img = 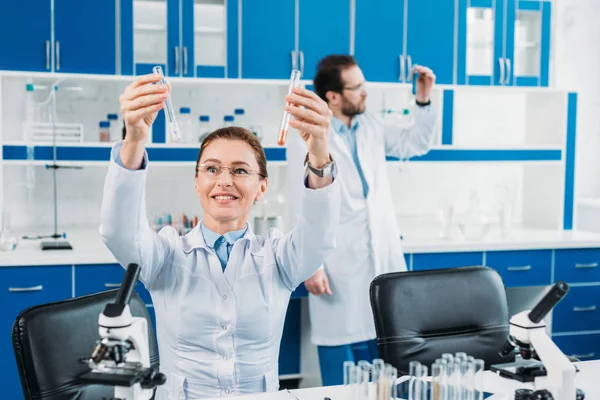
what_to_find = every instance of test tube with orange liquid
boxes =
[277,69,302,146]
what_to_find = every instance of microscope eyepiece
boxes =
[528,281,569,324]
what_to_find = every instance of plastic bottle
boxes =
[107,113,120,142]
[179,107,193,143]
[199,115,211,143]
[234,108,245,127]
[223,115,235,128]
[99,121,111,142]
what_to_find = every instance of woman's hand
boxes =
[118,73,169,169]
[285,87,333,169]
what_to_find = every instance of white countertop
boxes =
[2,225,600,267]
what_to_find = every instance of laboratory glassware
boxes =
[278,69,302,146]
[152,66,181,142]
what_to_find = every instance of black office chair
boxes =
[370,266,513,375]
[12,289,159,400]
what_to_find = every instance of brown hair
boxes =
[313,54,358,102]
[195,126,268,179]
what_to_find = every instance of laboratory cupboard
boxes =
[0,0,551,87]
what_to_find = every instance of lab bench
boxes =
[2,226,600,398]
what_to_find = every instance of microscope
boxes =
[79,263,166,400]
[492,281,584,400]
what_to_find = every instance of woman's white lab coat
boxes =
[100,143,340,399]
[287,107,436,346]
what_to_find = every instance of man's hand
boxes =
[413,65,436,103]
[304,269,333,296]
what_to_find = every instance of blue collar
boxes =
[200,223,248,249]
[331,115,359,135]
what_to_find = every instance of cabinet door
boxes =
[508,1,551,86]
[130,0,178,76]
[406,0,456,85]
[485,250,552,287]
[354,0,405,83]
[241,0,295,79]
[0,0,51,72]
[0,266,72,400]
[182,0,226,78]
[74,264,152,304]
[457,0,504,85]
[299,0,351,81]
[54,0,116,74]
[412,252,483,271]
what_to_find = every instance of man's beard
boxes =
[341,98,366,118]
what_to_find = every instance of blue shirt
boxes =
[331,116,369,198]
[200,223,248,271]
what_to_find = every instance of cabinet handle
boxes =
[571,352,595,359]
[104,283,121,288]
[183,46,188,75]
[573,305,597,312]
[45,40,50,70]
[575,262,598,269]
[55,41,60,71]
[299,50,304,77]
[504,58,512,85]
[9,285,43,292]
[291,50,298,70]
[507,265,532,272]
[498,58,505,84]
[399,55,405,81]
[406,55,413,82]
[174,46,180,75]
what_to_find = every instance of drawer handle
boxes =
[573,306,597,312]
[507,265,532,272]
[571,352,595,359]
[9,285,43,292]
[104,283,121,288]
[575,262,598,269]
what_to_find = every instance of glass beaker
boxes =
[0,212,18,252]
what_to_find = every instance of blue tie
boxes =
[215,236,229,271]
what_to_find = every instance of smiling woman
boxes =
[100,73,340,399]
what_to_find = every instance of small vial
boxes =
[408,361,421,400]
[344,361,356,386]
[152,66,181,142]
[99,121,110,142]
[278,69,302,146]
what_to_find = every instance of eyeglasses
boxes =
[342,81,367,92]
[197,163,265,180]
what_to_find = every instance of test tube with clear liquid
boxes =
[278,69,302,146]
[152,66,181,142]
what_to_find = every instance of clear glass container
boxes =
[466,7,495,79]
[458,191,490,240]
[234,108,245,127]
[0,212,18,252]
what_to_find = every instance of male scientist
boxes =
[286,55,437,386]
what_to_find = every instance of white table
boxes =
[205,360,599,399]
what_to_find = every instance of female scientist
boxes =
[100,73,339,399]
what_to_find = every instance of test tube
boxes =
[417,364,428,400]
[431,362,442,400]
[278,69,302,146]
[408,361,421,400]
[152,66,181,142]
[441,353,454,365]
[344,361,356,386]
[457,360,469,400]
[390,367,398,400]
[444,362,454,400]
[454,352,467,362]
[472,359,485,400]
[357,361,370,400]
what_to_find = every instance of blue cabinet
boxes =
[298,0,351,81]
[553,333,600,361]
[0,266,72,400]
[74,264,152,304]
[485,250,552,287]
[241,0,295,79]
[0,1,52,72]
[406,0,456,85]
[552,286,600,333]
[354,0,405,83]
[555,249,600,283]
[457,0,550,86]
[412,252,483,271]
[54,0,116,74]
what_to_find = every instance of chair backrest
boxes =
[12,289,159,400]
[369,266,513,375]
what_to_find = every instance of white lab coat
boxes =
[100,143,340,399]
[287,107,436,346]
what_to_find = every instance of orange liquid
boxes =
[278,129,288,146]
